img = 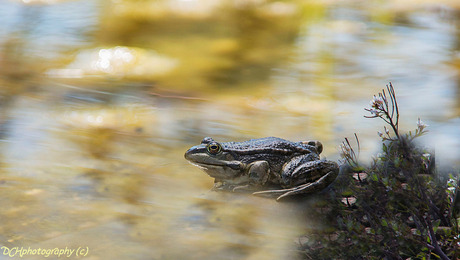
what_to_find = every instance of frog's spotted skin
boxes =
[184,137,339,201]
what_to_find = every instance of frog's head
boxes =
[184,137,244,179]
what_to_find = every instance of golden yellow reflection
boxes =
[0,0,458,259]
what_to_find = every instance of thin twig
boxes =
[354,133,360,159]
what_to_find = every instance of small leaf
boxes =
[381,219,388,227]
[371,174,378,181]
[394,157,400,167]
[432,219,441,232]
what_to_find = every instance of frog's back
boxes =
[222,137,308,152]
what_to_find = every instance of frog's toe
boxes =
[276,170,338,200]
[276,189,304,201]
[272,184,316,201]
[253,187,312,200]
[252,187,296,198]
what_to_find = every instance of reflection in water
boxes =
[96,0,308,91]
[0,0,459,259]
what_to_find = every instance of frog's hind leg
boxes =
[253,166,338,201]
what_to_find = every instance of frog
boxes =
[184,137,339,201]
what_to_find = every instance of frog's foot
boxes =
[213,182,254,192]
[212,181,234,191]
[253,170,337,201]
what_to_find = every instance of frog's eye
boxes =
[206,142,222,155]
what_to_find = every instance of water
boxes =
[0,0,459,259]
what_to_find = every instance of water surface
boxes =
[0,0,459,259]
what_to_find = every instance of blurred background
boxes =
[0,0,459,259]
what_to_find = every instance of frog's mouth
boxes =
[187,161,223,171]
[186,161,243,179]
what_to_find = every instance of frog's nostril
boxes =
[184,149,192,159]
